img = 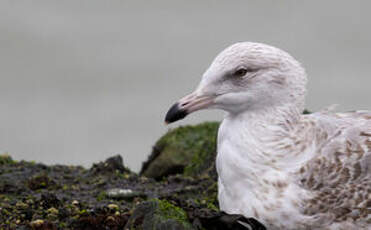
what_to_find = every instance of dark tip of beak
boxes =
[165,102,188,124]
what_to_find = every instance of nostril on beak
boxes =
[181,102,189,107]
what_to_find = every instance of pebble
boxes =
[47,207,59,215]
[108,204,119,210]
[106,188,145,200]
[15,201,28,209]
[30,219,44,227]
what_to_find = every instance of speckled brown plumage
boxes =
[297,111,371,229]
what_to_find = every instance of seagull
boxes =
[165,42,371,230]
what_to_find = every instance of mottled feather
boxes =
[297,111,371,229]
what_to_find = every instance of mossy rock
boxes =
[125,199,194,230]
[0,154,15,165]
[27,173,57,190]
[140,122,220,180]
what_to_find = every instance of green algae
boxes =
[126,199,194,230]
[155,199,190,226]
[183,122,219,177]
[96,191,107,201]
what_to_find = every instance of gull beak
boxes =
[165,92,216,124]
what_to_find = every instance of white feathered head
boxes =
[165,42,307,123]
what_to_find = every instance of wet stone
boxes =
[27,173,56,190]
[90,155,129,175]
[106,188,146,200]
[39,192,61,209]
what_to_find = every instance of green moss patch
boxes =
[141,122,219,179]
[125,199,193,230]
[155,199,190,226]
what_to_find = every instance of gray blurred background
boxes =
[0,1,370,172]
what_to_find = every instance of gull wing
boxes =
[296,111,371,226]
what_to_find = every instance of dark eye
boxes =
[233,67,256,77]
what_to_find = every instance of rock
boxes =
[0,179,19,194]
[72,213,129,230]
[125,199,194,230]
[107,204,119,210]
[15,201,28,209]
[106,188,146,200]
[140,122,219,180]
[47,207,59,220]
[27,173,56,190]
[72,200,79,206]
[39,192,61,209]
[47,207,58,214]
[0,154,15,165]
[30,219,44,228]
[90,155,130,175]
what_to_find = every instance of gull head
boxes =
[165,42,307,124]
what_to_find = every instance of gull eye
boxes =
[234,68,247,77]
[233,67,255,77]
